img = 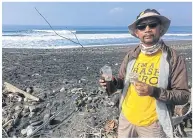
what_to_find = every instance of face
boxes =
[135,17,162,46]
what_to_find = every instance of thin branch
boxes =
[52,109,76,130]
[3,119,13,128]
[2,128,9,138]
[86,124,96,130]
[66,27,81,44]
[34,7,84,48]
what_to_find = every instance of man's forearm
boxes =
[150,86,190,105]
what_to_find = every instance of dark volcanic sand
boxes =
[2,40,192,137]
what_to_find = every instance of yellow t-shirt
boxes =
[122,50,162,126]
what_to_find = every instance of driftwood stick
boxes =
[2,127,9,137]
[52,109,76,130]
[3,119,13,128]
[86,124,95,130]
[34,7,85,49]
[4,82,40,101]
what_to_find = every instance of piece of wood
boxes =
[2,127,9,138]
[4,82,40,101]
[3,119,13,128]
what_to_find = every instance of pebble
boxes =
[80,77,87,81]
[87,97,92,103]
[63,79,69,84]
[32,73,41,77]
[16,96,23,102]
[75,107,79,111]
[26,87,33,94]
[29,112,35,118]
[24,98,28,102]
[21,129,27,135]
[89,108,96,113]
[29,105,36,112]
[15,105,22,111]
[26,125,34,137]
[43,113,50,122]
[77,88,83,91]
[12,135,17,138]
[8,93,14,98]
[87,97,92,101]
[109,102,115,106]
[83,97,88,101]
[60,87,65,92]
[46,103,51,108]
[71,88,78,93]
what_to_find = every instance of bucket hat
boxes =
[128,9,171,38]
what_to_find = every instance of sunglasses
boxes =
[136,22,159,31]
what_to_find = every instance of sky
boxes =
[2,2,192,26]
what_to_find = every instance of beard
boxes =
[142,34,159,45]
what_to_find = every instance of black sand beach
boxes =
[2,40,192,137]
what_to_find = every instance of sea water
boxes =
[2,25,192,49]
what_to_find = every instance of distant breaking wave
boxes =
[33,29,76,34]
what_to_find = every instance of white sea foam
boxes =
[2,30,192,49]
[33,29,76,34]
[2,33,133,41]
[2,32,191,42]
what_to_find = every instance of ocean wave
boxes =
[2,31,192,49]
[33,29,76,34]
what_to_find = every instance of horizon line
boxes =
[2,24,192,27]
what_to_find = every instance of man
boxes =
[99,9,190,138]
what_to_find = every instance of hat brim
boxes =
[128,15,171,38]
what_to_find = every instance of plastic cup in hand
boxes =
[128,72,139,83]
[100,65,113,95]
[100,65,112,81]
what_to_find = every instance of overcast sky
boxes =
[2,2,192,26]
